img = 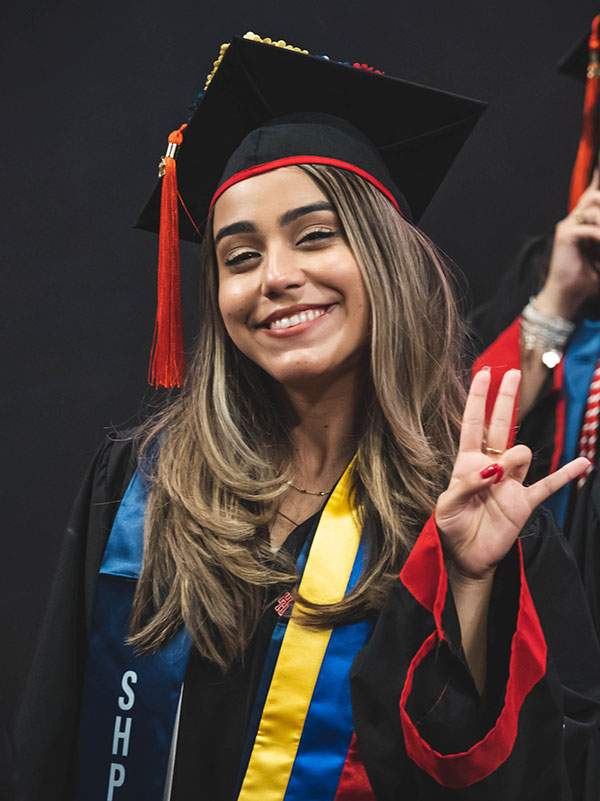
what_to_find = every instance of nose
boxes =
[260,246,306,298]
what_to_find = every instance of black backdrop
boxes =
[1,0,595,724]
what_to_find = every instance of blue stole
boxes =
[75,471,190,800]
[75,471,373,800]
[548,318,600,525]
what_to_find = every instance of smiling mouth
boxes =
[264,306,332,330]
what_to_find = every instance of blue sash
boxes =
[75,470,373,800]
[75,472,191,800]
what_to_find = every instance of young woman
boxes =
[15,33,600,801]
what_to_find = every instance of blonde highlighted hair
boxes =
[129,164,467,670]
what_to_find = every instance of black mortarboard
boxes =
[138,33,486,236]
[558,32,590,82]
[558,19,600,82]
[137,32,487,388]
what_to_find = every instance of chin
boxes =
[267,365,333,387]
[264,355,362,390]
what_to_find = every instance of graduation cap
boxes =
[558,24,597,81]
[138,32,486,388]
[559,16,600,210]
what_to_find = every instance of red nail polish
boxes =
[494,466,504,484]
[480,463,499,479]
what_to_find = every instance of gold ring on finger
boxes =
[483,446,504,456]
[574,210,588,225]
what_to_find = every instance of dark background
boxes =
[1,0,595,726]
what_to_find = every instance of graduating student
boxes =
[473,17,600,643]
[14,33,600,801]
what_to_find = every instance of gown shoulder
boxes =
[13,434,138,801]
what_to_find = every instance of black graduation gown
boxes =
[469,233,553,355]
[12,436,600,800]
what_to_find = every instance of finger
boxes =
[526,457,590,508]
[569,225,600,243]
[575,188,600,208]
[458,368,491,453]
[486,369,521,453]
[570,206,600,226]
[445,461,504,507]
[498,443,533,484]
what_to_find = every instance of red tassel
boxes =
[569,16,600,210]
[149,123,187,388]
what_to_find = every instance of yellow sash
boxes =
[237,459,361,801]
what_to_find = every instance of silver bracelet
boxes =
[521,297,575,368]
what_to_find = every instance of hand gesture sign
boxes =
[435,368,589,582]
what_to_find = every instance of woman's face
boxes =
[214,167,370,389]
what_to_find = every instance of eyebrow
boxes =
[213,201,335,245]
[214,220,257,245]
[278,201,335,227]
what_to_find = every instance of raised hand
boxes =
[536,180,600,320]
[435,368,589,581]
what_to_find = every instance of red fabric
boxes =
[569,15,600,210]
[475,316,566,472]
[399,516,447,636]
[209,156,402,214]
[333,732,377,800]
[472,317,522,447]
[398,514,547,788]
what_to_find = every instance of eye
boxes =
[224,249,261,267]
[297,229,337,246]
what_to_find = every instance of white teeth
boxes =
[268,306,328,329]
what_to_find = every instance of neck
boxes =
[279,369,366,490]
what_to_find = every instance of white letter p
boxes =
[107,763,125,801]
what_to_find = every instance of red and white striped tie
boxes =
[577,359,600,487]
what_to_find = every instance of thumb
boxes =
[440,462,504,512]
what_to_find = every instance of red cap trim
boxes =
[398,515,547,788]
[209,156,402,214]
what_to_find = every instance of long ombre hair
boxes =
[129,165,468,670]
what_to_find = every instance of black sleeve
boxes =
[565,467,600,640]
[350,510,600,801]
[517,508,600,800]
[12,436,136,801]
[469,233,553,354]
